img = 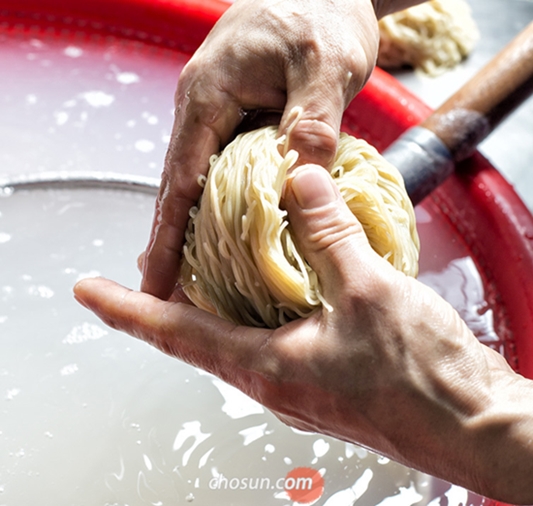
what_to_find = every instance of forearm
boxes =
[469,360,533,504]
[354,279,533,504]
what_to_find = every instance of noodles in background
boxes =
[377,0,479,76]
[180,126,420,328]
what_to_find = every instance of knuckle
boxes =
[300,203,364,254]
[289,119,338,167]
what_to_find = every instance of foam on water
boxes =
[0,29,495,505]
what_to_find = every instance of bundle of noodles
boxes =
[180,126,420,328]
[377,0,479,76]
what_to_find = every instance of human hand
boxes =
[140,0,380,299]
[74,165,533,503]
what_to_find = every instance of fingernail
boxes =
[291,166,338,209]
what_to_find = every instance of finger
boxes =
[279,27,378,170]
[138,249,188,303]
[141,75,243,300]
[278,56,359,170]
[279,82,342,170]
[284,165,393,300]
[74,277,270,382]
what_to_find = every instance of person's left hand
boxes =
[139,0,380,300]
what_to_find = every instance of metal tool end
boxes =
[383,126,454,206]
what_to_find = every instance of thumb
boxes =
[284,164,383,297]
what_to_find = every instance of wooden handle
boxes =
[421,21,533,161]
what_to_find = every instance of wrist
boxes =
[371,0,426,19]
[466,363,533,504]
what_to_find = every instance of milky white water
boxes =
[0,28,495,505]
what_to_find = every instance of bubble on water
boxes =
[64,46,83,58]
[142,111,158,124]
[264,444,275,454]
[0,232,11,243]
[239,423,268,446]
[76,270,101,281]
[198,447,214,469]
[173,421,211,466]
[29,39,44,49]
[185,493,195,502]
[81,91,115,108]
[437,484,469,506]
[374,482,423,506]
[63,322,108,344]
[211,377,264,419]
[5,388,21,400]
[135,139,155,153]
[28,285,54,298]
[117,71,140,85]
[54,111,69,126]
[1,286,13,296]
[143,454,153,471]
[60,364,79,376]
[349,444,368,460]
[313,439,330,459]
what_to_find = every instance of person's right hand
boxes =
[76,164,533,505]
[140,0,381,299]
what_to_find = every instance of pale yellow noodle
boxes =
[377,0,479,76]
[180,126,420,328]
